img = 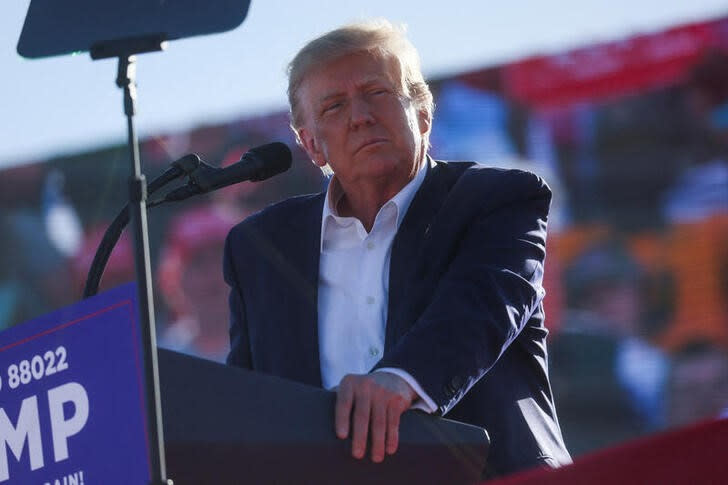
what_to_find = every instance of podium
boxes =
[158,349,490,484]
[0,284,487,484]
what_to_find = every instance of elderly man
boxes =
[224,19,571,475]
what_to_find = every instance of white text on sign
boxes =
[1,346,69,392]
[0,382,89,482]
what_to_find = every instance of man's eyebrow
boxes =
[360,77,390,90]
[318,92,345,104]
[316,77,390,104]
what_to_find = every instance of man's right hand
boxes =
[335,372,416,463]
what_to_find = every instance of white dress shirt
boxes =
[318,162,436,412]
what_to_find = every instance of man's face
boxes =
[296,52,430,190]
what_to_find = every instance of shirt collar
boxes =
[320,159,429,250]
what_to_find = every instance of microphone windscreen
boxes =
[248,142,292,181]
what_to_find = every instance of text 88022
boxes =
[5,346,69,391]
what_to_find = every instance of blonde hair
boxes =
[287,19,434,139]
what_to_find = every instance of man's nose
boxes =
[349,96,375,128]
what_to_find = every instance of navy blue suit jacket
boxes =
[224,159,571,474]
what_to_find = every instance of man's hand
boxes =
[335,372,416,463]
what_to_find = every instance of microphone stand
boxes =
[83,153,200,299]
[90,35,172,485]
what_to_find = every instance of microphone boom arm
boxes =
[82,153,200,298]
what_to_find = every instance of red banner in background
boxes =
[486,418,728,485]
[504,18,728,107]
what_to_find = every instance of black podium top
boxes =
[158,349,490,484]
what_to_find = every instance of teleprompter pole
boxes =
[118,55,170,485]
[93,36,172,485]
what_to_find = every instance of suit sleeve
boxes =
[223,228,253,369]
[375,170,551,415]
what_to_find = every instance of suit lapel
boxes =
[386,159,458,348]
[283,193,325,387]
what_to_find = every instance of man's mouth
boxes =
[356,138,387,153]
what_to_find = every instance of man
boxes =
[224,19,571,475]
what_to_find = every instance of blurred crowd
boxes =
[1,19,727,458]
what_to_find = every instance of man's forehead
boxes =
[303,52,401,97]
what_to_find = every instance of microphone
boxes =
[164,142,292,202]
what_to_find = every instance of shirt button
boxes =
[366,296,375,304]
[369,347,380,357]
[366,241,374,250]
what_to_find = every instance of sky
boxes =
[2,1,727,168]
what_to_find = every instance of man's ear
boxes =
[417,108,432,136]
[297,127,327,167]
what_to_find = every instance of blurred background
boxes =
[1,1,727,459]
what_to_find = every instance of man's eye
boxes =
[322,102,342,114]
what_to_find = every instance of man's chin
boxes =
[358,158,402,177]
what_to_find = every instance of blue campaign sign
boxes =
[0,283,151,485]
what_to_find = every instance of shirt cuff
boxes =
[374,367,437,413]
